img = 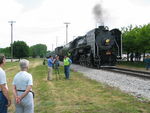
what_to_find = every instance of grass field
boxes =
[117,61,146,68]
[4,59,150,113]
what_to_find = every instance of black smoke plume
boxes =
[93,4,104,26]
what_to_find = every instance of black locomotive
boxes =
[55,26,122,68]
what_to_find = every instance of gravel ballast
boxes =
[70,64,150,100]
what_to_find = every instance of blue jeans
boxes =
[0,91,8,113]
[64,66,70,79]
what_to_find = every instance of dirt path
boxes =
[30,61,42,68]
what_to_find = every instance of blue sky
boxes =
[0,0,149,50]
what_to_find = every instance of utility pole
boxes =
[52,44,54,51]
[56,36,58,47]
[64,22,70,44]
[8,21,16,62]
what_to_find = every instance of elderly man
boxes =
[13,59,34,113]
[0,54,11,113]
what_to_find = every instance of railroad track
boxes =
[101,67,150,79]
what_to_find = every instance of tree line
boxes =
[0,41,48,59]
[121,23,150,61]
[1,23,150,61]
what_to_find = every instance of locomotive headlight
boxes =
[106,39,110,43]
[105,39,110,46]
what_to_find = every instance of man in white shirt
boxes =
[0,54,11,113]
[13,59,34,113]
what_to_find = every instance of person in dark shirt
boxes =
[53,55,60,80]
[144,55,150,70]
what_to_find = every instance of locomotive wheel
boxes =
[86,57,92,67]
[79,57,82,65]
[79,56,84,66]
[83,55,86,66]
[95,56,101,69]
[96,60,101,69]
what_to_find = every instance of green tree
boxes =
[13,41,29,59]
[138,24,150,57]
[122,25,136,61]
[0,47,11,58]
[122,24,150,61]
[30,44,47,58]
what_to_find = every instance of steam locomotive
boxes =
[55,26,122,68]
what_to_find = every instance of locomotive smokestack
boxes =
[93,4,104,27]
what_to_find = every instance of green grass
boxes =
[117,61,146,68]
[4,59,150,113]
